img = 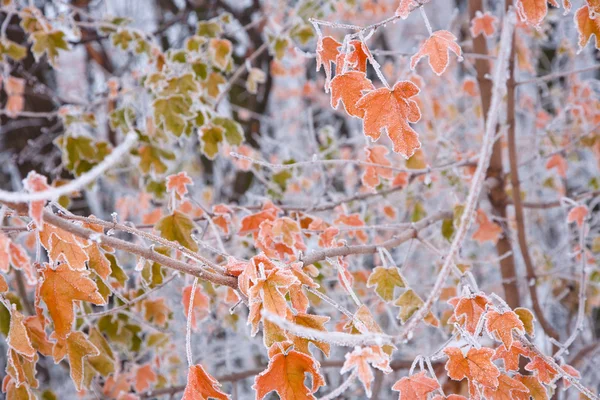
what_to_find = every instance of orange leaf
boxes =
[356,80,422,158]
[470,11,498,38]
[341,346,392,397]
[392,371,440,400]
[182,364,229,400]
[362,145,394,189]
[525,356,558,384]
[23,171,50,230]
[444,347,500,388]
[395,0,419,18]
[545,153,567,177]
[330,71,374,118]
[134,364,157,393]
[166,171,193,197]
[567,205,588,227]
[410,30,462,76]
[7,309,36,358]
[472,209,503,244]
[485,310,525,349]
[0,273,7,292]
[39,264,105,340]
[482,374,529,400]
[513,374,548,400]
[182,284,210,329]
[492,342,529,371]
[451,293,490,335]
[346,40,370,73]
[516,0,548,27]
[253,347,325,400]
[560,364,580,389]
[248,268,298,318]
[316,36,341,90]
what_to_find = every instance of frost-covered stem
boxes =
[302,211,451,266]
[39,210,238,288]
[186,277,198,367]
[554,223,589,358]
[0,132,137,203]
[419,6,433,35]
[318,371,357,400]
[396,10,516,343]
[516,64,600,86]
[358,32,390,89]
[519,336,599,400]
[262,311,393,347]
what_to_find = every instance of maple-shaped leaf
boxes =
[330,71,375,118]
[23,171,50,229]
[155,210,198,251]
[483,374,529,400]
[7,309,36,358]
[341,346,392,398]
[492,342,529,371]
[470,11,498,38]
[444,347,500,388]
[253,347,325,400]
[514,307,535,336]
[432,396,468,400]
[356,80,422,158]
[545,153,567,177]
[576,5,600,51]
[410,30,462,76]
[38,224,90,271]
[239,202,280,235]
[24,314,53,356]
[560,364,581,389]
[134,364,157,392]
[394,289,439,327]
[367,266,406,301]
[516,0,548,27]
[290,313,331,357]
[362,145,394,189]
[451,293,490,335]
[316,36,341,90]
[248,268,298,318]
[60,331,100,391]
[345,40,369,73]
[392,371,440,400]
[39,264,105,340]
[0,273,7,292]
[182,284,210,329]
[485,310,525,349]
[513,374,548,400]
[86,328,116,377]
[472,209,503,244]
[183,364,230,400]
[567,205,588,227]
[166,171,193,197]
[525,356,558,384]
[395,0,419,18]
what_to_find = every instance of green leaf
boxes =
[31,30,70,66]
[199,125,224,160]
[87,328,116,377]
[441,218,454,242]
[109,107,136,132]
[212,117,244,146]
[106,254,128,287]
[209,38,232,70]
[156,211,198,251]
[55,135,112,176]
[270,36,290,60]
[411,201,427,222]
[0,39,27,61]
[136,144,176,175]
[290,23,315,45]
[152,95,193,137]
[366,266,406,302]
[196,20,222,38]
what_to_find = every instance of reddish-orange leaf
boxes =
[23,171,50,229]
[472,209,503,245]
[316,36,341,90]
[182,364,229,400]
[247,268,298,318]
[166,171,193,197]
[356,80,422,158]
[134,364,157,393]
[239,203,279,235]
[567,205,588,227]
[253,348,325,400]
[330,71,375,118]
[182,284,210,329]
[395,0,419,18]
[39,264,105,340]
[341,346,392,397]
[410,30,462,76]
[432,396,468,400]
[513,374,548,400]
[0,232,9,272]
[346,40,370,73]
[392,371,440,400]
[362,145,394,189]
[545,153,567,177]
[516,0,548,27]
[525,356,558,384]
[483,374,529,400]
[492,342,529,371]
[560,364,580,389]
[0,273,7,292]
[485,310,525,349]
[452,293,490,335]
[470,11,498,38]
[444,347,500,388]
